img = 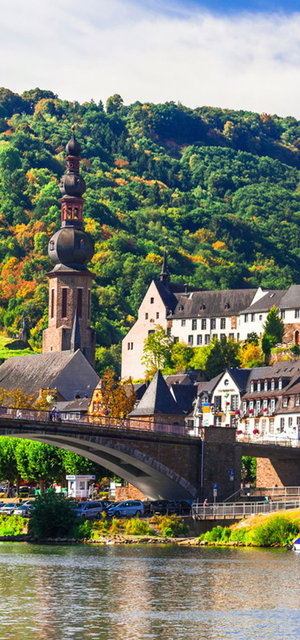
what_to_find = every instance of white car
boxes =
[13,503,35,517]
[0,503,18,516]
[74,501,103,519]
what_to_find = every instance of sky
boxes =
[0,0,300,117]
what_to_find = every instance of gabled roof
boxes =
[226,368,252,393]
[169,289,257,319]
[196,373,223,395]
[280,285,300,310]
[170,384,197,413]
[129,370,181,416]
[0,350,98,401]
[241,290,285,313]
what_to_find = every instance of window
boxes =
[62,288,68,318]
[127,342,133,350]
[188,335,193,345]
[231,395,239,410]
[283,396,288,408]
[270,418,274,434]
[278,378,282,390]
[280,310,285,319]
[220,334,226,340]
[243,402,247,413]
[257,381,261,392]
[249,400,254,410]
[213,334,218,340]
[50,289,54,319]
[221,317,226,329]
[150,297,154,304]
[263,399,268,409]
[205,334,210,345]
[214,396,222,410]
[145,313,148,319]
[244,314,248,322]
[262,419,267,434]
[288,417,293,428]
[49,240,54,251]
[295,395,300,407]
[251,313,255,322]
[167,328,171,336]
[77,288,83,318]
[156,312,159,319]
[270,399,275,412]
[201,318,206,330]
[245,420,250,433]
[229,333,234,340]
[295,309,300,319]
[259,314,263,321]
[181,319,186,326]
[192,319,197,331]
[256,400,261,411]
[250,381,254,393]
[88,289,91,319]
[264,380,268,391]
[271,379,275,391]
[197,334,202,345]
[148,330,154,335]
[280,417,285,431]
[80,239,84,249]
[211,318,216,330]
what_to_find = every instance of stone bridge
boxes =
[0,416,203,500]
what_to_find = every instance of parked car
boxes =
[0,503,18,516]
[149,500,192,515]
[13,503,35,517]
[106,500,144,517]
[74,501,103,519]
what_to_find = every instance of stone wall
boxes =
[256,456,300,487]
[115,484,147,502]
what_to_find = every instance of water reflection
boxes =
[0,543,299,640]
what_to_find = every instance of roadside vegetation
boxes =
[0,514,26,536]
[198,512,300,548]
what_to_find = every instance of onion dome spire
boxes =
[65,124,81,157]
[160,246,169,283]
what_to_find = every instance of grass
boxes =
[199,509,300,548]
[88,513,188,540]
[0,515,27,536]
[0,335,36,361]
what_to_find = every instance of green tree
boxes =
[0,438,22,495]
[28,492,77,539]
[142,325,173,377]
[263,306,285,344]
[205,337,241,380]
[15,441,64,492]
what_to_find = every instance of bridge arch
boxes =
[4,429,197,501]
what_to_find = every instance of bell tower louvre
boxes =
[42,126,96,366]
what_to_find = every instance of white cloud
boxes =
[0,0,300,117]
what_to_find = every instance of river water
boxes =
[0,542,299,640]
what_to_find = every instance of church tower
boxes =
[42,127,96,365]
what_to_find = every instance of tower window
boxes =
[74,208,78,218]
[49,240,54,251]
[77,288,83,318]
[50,289,54,319]
[67,207,72,218]
[88,289,91,319]
[80,239,84,249]
[62,288,68,318]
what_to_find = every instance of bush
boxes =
[74,519,92,540]
[151,514,189,538]
[125,518,155,536]
[28,493,77,539]
[250,515,299,547]
[0,514,26,536]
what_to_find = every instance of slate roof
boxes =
[196,373,223,395]
[0,350,98,401]
[129,370,182,416]
[153,280,180,314]
[241,290,285,313]
[56,398,91,412]
[227,368,252,393]
[170,384,197,413]
[169,289,257,319]
[280,285,300,310]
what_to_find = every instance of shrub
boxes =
[151,514,189,538]
[0,514,26,536]
[74,519,92,540]
[250,516,299,547]
[125,518,155,536]
[90,512,110,538]
[28,493,77,539]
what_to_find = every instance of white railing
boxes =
[236,433,300,447]
[192,499,300,519]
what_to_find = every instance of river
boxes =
[0,542,299,640]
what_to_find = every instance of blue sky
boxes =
[0,0,299,117]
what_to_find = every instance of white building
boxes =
[121,253,300,380]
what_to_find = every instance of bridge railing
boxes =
[0,406,188,437]
[192,498,300,520]
[236,432,300,447]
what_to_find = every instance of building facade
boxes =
[122,255,300,380]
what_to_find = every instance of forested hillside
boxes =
[0,87,300,373]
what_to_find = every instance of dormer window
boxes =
[264,380,268,391]
[179,305,184,311]
[224,303,230,309]
[283,396,288,408]
[250,381,254,393]
[278,378,282,390]
[271,379,275,391]
[200,304,206,310]
[257,381,261,392]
